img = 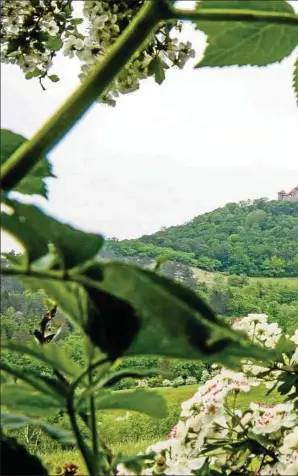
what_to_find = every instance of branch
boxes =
[0,0,171,191]
[170,7,298,26]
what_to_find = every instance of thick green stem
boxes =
[171,7,298,26]
[0,0,170,191]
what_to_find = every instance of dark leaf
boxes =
[0,129,55,198]
[84,261,273,366]
[6,39,22,55]
[0,434,48,475]
[85,286,140,361]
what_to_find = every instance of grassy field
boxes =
[38,383,281,474]
[192,267,298,286]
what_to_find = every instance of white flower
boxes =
[165,456,205,475]
[276,451,298,475]
[63,35,85,57]
[47,20,59,36]
[280,427,298,454]
[93,14,109,29]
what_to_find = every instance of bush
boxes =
[147,376,164,388]
[162,379,173,387]
[185,376,197,386]
[173,376,184,388]
[114,377,136,390]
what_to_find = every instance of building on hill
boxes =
[278,186,298,202]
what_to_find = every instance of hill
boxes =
[105,199,298,277]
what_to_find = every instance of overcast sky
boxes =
[1,3,298,253]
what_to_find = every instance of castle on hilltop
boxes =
[278,185,298,202]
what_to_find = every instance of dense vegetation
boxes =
[106,199,298,277]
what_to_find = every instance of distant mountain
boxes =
[105,199,298,277]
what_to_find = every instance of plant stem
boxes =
[170,7,298,26]
[1,0,171,192]
[88,367,99,469]
[67,396,96,476]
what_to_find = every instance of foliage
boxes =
[1,0,298,475]
[0,130,55,199]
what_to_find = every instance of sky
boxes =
[1,2,298,253]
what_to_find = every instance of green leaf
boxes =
[94,388,167,419]
[1,362,68,403]
[71,18,84,25]
[1,207,49,264]
[195,1,298,67]
[2,340,81,378]
[14,276,89,327]
[293,55,298,104]
[1,383,63,415]
[25,71,36,80]
[2,199,104,268]
[45,36,63,51]
[1,413,75,445]
[48,74,60,83]
[148,57,166,84]
[0,434,48,476]
[84,261,274,366]
[0,129,55,198]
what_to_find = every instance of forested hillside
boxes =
[106,199,298,277]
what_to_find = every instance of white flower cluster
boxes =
[1,0,75,82]
[117,314,298,475]
[1,0,195,104]
[73,1,195,106]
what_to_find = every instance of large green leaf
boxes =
[2,199,104,268]
[83,261,273,366]
[294,55,298,104]
[1,413,75,445]
[1,362,67,403]
[1,206,49,264]
[15,276,89,327]
[79,388,167,419]
[2,340,81,378]
[195,1,298,67]
[1,383,63,415]
[0,434,48,475]
[0,129,55,198]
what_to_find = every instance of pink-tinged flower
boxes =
[250,402,296,434]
